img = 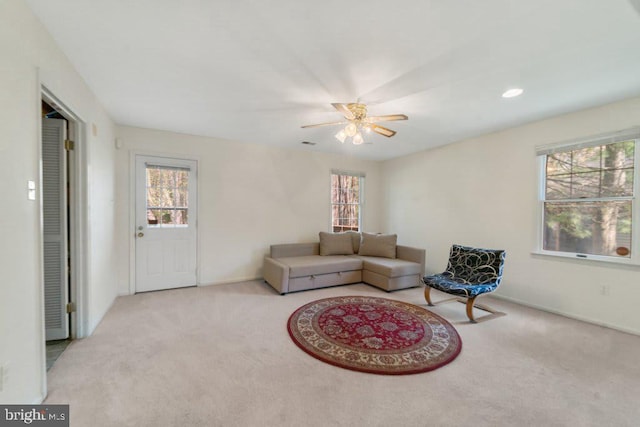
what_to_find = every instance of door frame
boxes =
[128,150,200,294]
[40,87,89,341]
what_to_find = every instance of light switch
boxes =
[28,180,36,200]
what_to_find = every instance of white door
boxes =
[42,118,69,340]
[135,155,198,292]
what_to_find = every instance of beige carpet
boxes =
[45,281,640,426]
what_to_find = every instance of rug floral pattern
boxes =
[288,296,462,375]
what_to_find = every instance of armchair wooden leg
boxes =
[466,296,478,323]
[424,286,434,306]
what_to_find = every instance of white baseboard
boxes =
[492,293,640,336]
[198,276,261,287]
[119,277,262,294]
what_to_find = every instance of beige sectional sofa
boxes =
[263,232,425,294]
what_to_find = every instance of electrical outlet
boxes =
[600,285,610,296]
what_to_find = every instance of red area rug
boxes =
[287,296,462,375]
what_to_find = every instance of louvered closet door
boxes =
[42,118,69,341]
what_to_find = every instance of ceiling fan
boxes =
[301,103,408,145]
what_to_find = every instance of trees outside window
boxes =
[331,172,363,232]
[541,138,636,258]
[146,165,190,227]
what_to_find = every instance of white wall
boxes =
[0,0,118,403]
[115,126,383,294]
[382,96,640,334]
[3,1,637,408]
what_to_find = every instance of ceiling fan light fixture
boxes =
[303,102,408,146]
[345,122,358,137]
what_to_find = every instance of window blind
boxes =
[535,127,640,156]
[146,163,191,172]
[331,169,366,178]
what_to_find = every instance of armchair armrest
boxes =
[396,245,426,276]
[263,256,290,294]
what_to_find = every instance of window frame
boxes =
[330,169,365,233]
[535,128,640,265]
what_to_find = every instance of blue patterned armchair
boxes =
[422,244,506,322]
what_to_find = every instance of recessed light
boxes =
[502,88,524,98]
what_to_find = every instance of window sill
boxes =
[531,250,640,267]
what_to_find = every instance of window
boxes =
[537,129,639,262]
[146,165,190,227]
[331,170,364,232]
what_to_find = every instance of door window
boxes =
[145,165,190,227]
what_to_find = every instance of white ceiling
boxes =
[26,0,640,160]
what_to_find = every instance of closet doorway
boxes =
[41,90,87,370]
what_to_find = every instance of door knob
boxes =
[137,232,144,238]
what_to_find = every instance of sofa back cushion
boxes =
[345,231,361,253]
[358,233,397,259]
[319,232,355,256]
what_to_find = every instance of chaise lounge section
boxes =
[263,232,425,294]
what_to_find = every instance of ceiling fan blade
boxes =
[331,103,355,120]
[365,114,408,123]
[301,121,347,129]
[370,124,396,137]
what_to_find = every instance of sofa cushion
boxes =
[358,233,397,258]
[278,255,363,278]
[319,232,354,256]
[356,256,421,278]
[345,231,361,253]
